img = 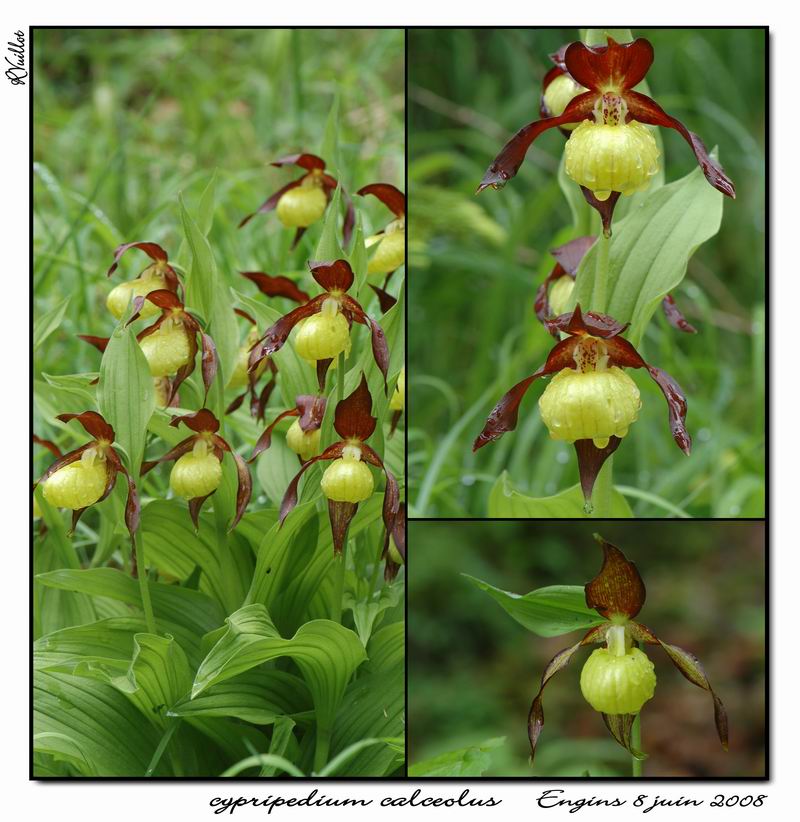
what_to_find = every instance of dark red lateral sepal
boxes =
[356,183,406,217]
[241,271,310,305]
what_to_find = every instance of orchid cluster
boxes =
[473,34,735,510]
[34,166,405,581]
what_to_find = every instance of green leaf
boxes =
[488,472,633,518]
[192,604,366,735]
[97,318,154,474]
[408,737,505,778]
[34,296,71,352]
[34,669,167,776]
[319,92,341,173]
[583,28,634,47]
[179,193,239,392]
[344,580,404,647]
[314,184,344,260]
[259,715,298,777]
[573,163,723,345]
[463,575,604,637]
[169,668,311,724]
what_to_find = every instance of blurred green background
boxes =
[408,28,766,518]
[33,27,404,518]
[408,521,765,777]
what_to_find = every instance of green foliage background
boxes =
[33,28,405,778]
[408,521,765,777]
[408,28,765,518]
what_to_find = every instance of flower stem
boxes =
[133,532,156,635]
[594,230,611,314]
[632,713,643,777]
[331,539,348,624]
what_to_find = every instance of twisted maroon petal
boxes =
[107,241,169,278]
[271,153,326,171]
[56,411,115,443]
[356,183,406,217]
[238,180,302,229]
[241,271,310,304]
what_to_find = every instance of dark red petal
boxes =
[111,454,140,536]
[646,365,692,455]
[369,284,398,314]
[473,337,580,451]
[624,89,736,199]
[359,442,400,536]
[585,533,646,620]
[296,394,327,432]
[56,411,115,442]
[309,259,355,293]
[550,236,596,275]
[341,295,390,390]
[228,451,252,531]
[316,358,333,393]
[238,180,302,229]
[33,434,62,459]
[234,308,257,325]
[34,444,90,487]
[356,183,406,217]
[141,436,196,475]
[601,713,646,759]
[279,441,345,524]
[271,153,326,171]
[564,37,654,92]
[200,333,219,402]
[328,500,359,556]
[656,638,729,750]
[661,294,698,334]
[545,304,629,339]
[574,436,623,506]
[241,271,310,304]
[257,295,327,357]
[580,187,622,237]
[170,409,220,434]
[77,334,110,353]
[334,373,377,442]
[249,408,299,462]
[107,241,168,278]
[477,92,597,193]
[528,624,608,761]
[144,289,184,312]
[388,409,403,438]
[253,376,278,422]
[188,494,213,531]
[534,264,568,333]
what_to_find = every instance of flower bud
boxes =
[320,445,374,503]
[548,277,575,317]
[285,419,321,461]
[580,643,656,715]
[367,219,405,276]
[276,177,327,228]
[293,305,350,362]
[388,536,404,566]
[542,74,587,131]
[140,319,193,377]
[106,263,167,320]
[228,329,266,389]
[389,368,405,412]
[169,440,223,500]
[43,448,107,510]
[565,119,660,201]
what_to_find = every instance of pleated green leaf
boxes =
[408,737,505,778]
[463,576,605,637]
[192,604,366,736]
[98,316,155,473]
[488,472,633,518]
[34,296,71,352]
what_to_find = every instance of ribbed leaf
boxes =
[192,604,366,735]
[463,576,605,637]
[34,296,71,352]
[98,317,155,473]
[573,164,723,345]
[488,472,633,518]
[169,668,311,724]
[408,737,505,778]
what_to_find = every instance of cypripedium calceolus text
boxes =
[279,375,399,556]
[528,534,727,763]
[105,241,181,321]
[34,411,139,538]
[478,37,735,234]
[141,409,252,531]
[356,183,406,287]
[249,259,390,392]
[239,153,355,249]
[535,237,698,338]
[473,305,690,506]
[249,394,327,464]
